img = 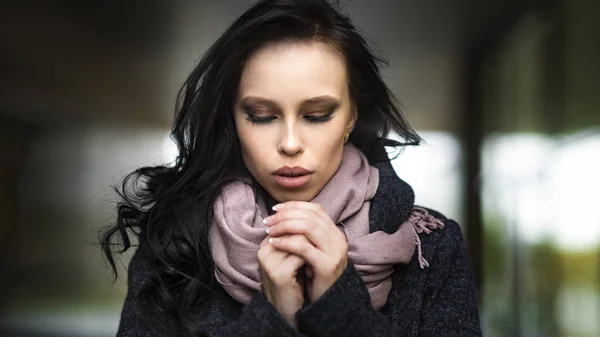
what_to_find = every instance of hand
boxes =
[264,201,348,303]
[257,236,304,329]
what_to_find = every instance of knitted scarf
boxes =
[209,143,443,310]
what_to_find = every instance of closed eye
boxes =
[304,112,334,124]
[243,108,335,125]
[245,115,276,124]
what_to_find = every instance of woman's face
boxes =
[234,41,356,203]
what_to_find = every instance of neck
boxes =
[254,181,278,216]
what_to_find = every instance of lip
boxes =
[273,166,313,176]
[273,174,312,189]
[272,166,313,189]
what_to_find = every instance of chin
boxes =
[271,188,317,203]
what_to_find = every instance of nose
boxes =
[278,122,304,155]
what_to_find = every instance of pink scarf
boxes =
[209,143,444,310]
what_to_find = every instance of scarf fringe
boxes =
[408,207,445,269]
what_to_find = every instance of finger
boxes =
[268,219,330,250]
[282,254,305,273]
[258,236,285,262]
[272,201,329,222]
[259,235,302,267]
[264,209,325,227]
[262,251,303,273]
[269,234,325,269]
[259,243,287,276]
[273,201,322,213]
[262,249,305,284]
[260,235,271,248]
[306,265,314,278]
[268,203,344,244]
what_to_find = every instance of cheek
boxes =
[235,116,255,147]
[324,140,345,167]
[238,132,256,163]
[309,129,345,170]
[234,118,254,164]
[236,123,268,172]
[310,124,345,149]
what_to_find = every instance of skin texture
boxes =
[234,41,353,328]
[234,41,356,203]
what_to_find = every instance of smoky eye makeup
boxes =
[240,97,340,125]
[245,114,277,124]
[244,108,336,125]
[303,106,336,124]
[242,105,277,124]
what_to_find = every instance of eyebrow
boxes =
[239,95,340,110]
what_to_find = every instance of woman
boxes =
[101,0,482,336]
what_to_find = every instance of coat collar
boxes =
[369,159,415,234]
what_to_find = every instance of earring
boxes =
[343,132,350,143]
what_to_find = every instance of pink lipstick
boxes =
[272,166,313,189]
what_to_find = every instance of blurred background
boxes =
[0,0,598,336]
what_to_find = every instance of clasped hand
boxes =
[257,201,348,328]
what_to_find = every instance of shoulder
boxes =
[414,206,466,263]
[416,206,463,239]
[404,208,482,335]
[124,240,156,297]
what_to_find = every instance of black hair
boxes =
[100,0,420,333]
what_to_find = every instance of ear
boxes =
[346,106,357,134]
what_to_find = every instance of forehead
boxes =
[238,42,348,102]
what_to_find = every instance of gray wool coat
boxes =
[116,159,482,336]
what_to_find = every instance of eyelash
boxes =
[245,111,334,125]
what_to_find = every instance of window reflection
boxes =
[389,131,464,225]
[481,130,600,337]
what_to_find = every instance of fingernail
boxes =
[272,203,283,211]
[263,216,272,225]
[268,237,279,244]
[265,228,270,234]
[268,237,273,244]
